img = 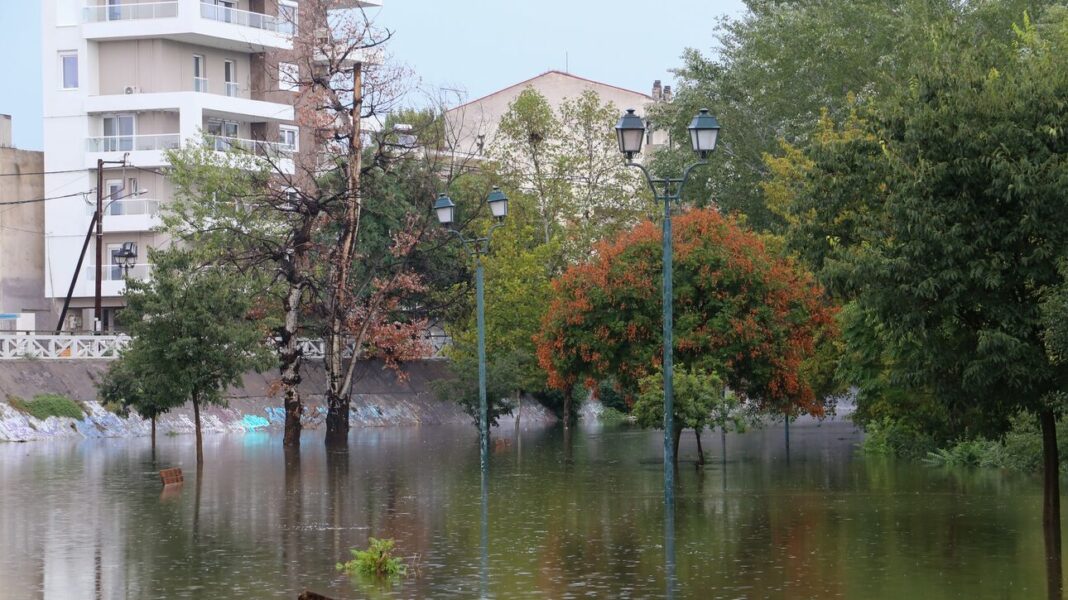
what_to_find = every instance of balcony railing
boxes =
[84,1,179,22]
[194,77,209,93]
[207,135,292,157]
[224,81,239,97]
[86,134,181,153]
[85,198,162,217]
[85,263,154,282]
[199,2,284,32]
[84,2,285,33]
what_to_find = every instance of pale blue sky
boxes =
[0,1,745,150]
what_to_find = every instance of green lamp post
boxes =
[615,108,720,490]
[434,187,509,471]
[618,107,719,598]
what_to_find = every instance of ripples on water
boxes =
[0,421,1056,598]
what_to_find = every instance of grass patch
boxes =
[7,394,85,420]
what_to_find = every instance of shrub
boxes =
[8,394,85,420]
[860,416,937,460]
[922,413,1068,472]
[337,538,407,579]
[599,406,630,425]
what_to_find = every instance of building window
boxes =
[279,1,298,34]
[279,62,299,92]
[224,60,237,97]
[279,126,299,151]
[193,55,207,92]
[60,52,78,89]
[103,115,135,151]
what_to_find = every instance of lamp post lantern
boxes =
[615,108,720,496]
[434,187,509,471]
[116,242,138,278]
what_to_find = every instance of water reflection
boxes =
[0,422,1063,598]
[480,465,489,599]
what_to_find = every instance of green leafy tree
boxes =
[492,88,569,245]
[118,249,273,465]
[648,0,1055,230]
[774,10,1068,578]
[634,365,722,465]
[98,357,172,448]
[556,90,645,257]
[437,187,558,429]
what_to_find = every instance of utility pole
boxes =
[93,156,128,333]
[94,158,104,331]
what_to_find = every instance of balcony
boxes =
[207,135,290,157]
[84,92,294,124]
[82,0,291,52]
[85,263,154,282]
[86,198,163,233]
[85,134,181,168]
[81,263,154,298]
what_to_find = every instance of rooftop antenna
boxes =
[565,51,569,73]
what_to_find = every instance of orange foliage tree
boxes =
[535,208,837,420]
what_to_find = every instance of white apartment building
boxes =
[41,0,377,332]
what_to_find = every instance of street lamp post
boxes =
[615,108,720,493]
[434,187,509,471]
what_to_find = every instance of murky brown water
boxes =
[0,420,1058,598]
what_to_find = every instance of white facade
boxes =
[41,0,302,330]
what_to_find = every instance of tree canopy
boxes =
[535,208,837,417]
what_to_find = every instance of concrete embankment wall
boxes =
[0,359,555,442]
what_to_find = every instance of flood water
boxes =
[0,420,1059,599]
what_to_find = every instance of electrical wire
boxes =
[0,191,91,206]
[0,167,88,177]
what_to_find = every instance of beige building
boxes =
[0,115,50,330]
[444,70,671,158]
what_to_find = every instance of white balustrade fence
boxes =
[0,335,131,360]
[0,334,449,360]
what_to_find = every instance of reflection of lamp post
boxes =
[615,108,720,490]
[116,242,137,278]
[433,188,509,470]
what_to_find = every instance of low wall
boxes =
[0,359,555,442]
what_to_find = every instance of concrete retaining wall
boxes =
[0,359,556,442]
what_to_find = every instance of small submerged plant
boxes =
[337,537,407,580]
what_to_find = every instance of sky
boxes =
[0,0,746,151]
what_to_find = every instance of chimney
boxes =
[652,80,662,101]
[0,114,11,148]
[663,86,673,103]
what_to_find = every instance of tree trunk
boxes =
[324,390,349,447]
[322,63,363,448]
[193,394,203,467]
[784,413,791,463]
[1041,409,1062,600]
[514,391,522,436]
[695,428,705,466]
[151,415,156,451]
[280,281,305,447]
[562,388,573,433]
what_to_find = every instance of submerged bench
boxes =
[159,468,184,486]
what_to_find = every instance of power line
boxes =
[0,168,89,177]
[0,191,91,207]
